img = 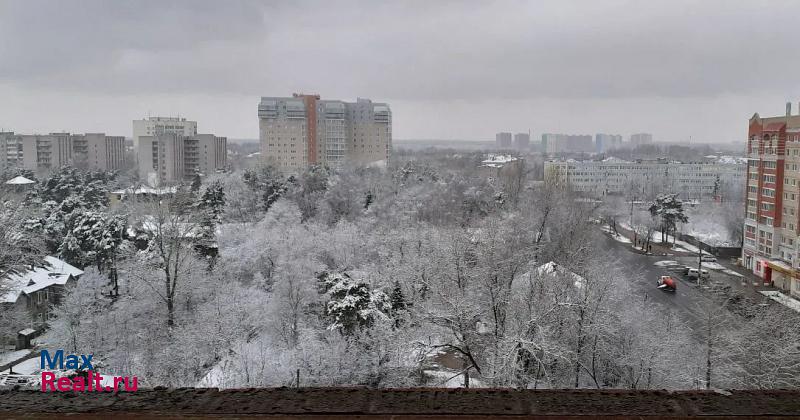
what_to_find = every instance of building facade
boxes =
[0,132,125,172]
[513,133,530,151]
[258,94,391,171]
[742,104,800,297]
[595,133,623,153]
[137,132,227,186]
[630,133,654,146]
[544,157,745,201]
[542,134,594,154]
[132,116,197,151]
[495,132,512,149]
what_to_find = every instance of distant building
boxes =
[137,132,227,186]
[542,133,594,154]
[495,132,512,149]
[544,157,744,201]
[513,133,530,151]
[595,133,623,153]
[479,154,523,178]
[630,133,653,146]
[258,95,391,171]
[0,132,125,173]
[132,116,197,151]
[742,102,800,297]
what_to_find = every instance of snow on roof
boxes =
[601,157,629,163]
[704,155,746,165]
[0,256,83,304]
[481,154,519,167]
[111,186,178,195]
[4,176,35,185]
[533,261,586,289]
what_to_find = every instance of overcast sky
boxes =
[1,0,799,142]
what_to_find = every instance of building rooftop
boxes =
[0,388,798,418]
[0,256,83,304]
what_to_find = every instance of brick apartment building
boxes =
[743,102,800,297]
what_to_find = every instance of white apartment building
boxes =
[258,94,391,171]
[138,132,227,186]
[132,116,197,151]
[545,157,745,201]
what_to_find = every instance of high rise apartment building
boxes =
[630,133,653,146]
[742,103,800,297]
[595,133,623,153]
[132,117,197,151]
[542,134,594,154]
[258,94,391,171]
[495,132,512,149]
[137,132,227,186]
[0,132,125,172]
[513,133,530,151]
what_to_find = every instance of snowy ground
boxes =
[760,291,800,313]
[0,350,31,368]
[601,226,632,244]
[423,369,485,388]
[0,356,39,375]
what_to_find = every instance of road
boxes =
[601,233,744,336]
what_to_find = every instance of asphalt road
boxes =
[601,233,741,336]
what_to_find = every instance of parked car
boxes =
[687,268,710,280]
[700,255,717,262]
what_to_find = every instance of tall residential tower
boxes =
[742,102,800,297]
[258,94,391,171]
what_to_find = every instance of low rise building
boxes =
[544,157,745,201]
[0,256,84,336]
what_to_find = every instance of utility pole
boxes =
[697,244,703,286]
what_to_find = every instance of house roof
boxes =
[0,256,83,304]
[4,176,35,185]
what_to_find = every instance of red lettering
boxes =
[94,372,103,391]
[123,377,138,392]
[73,377,86,392]
[56,377,72,392]
[113,377,123,392]
[41,372,56,392]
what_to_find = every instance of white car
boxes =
[700,255,717,262]
[687,268,710,280]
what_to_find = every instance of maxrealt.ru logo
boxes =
[39,349,138,392]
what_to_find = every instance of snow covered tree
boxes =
[194,181,225,266]
[243,164,287,212]
[318,272,390,334]
[648,193,688,244]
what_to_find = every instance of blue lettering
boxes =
[65,355,79,369]
[40,349,64,370]
[80,354,93,370]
